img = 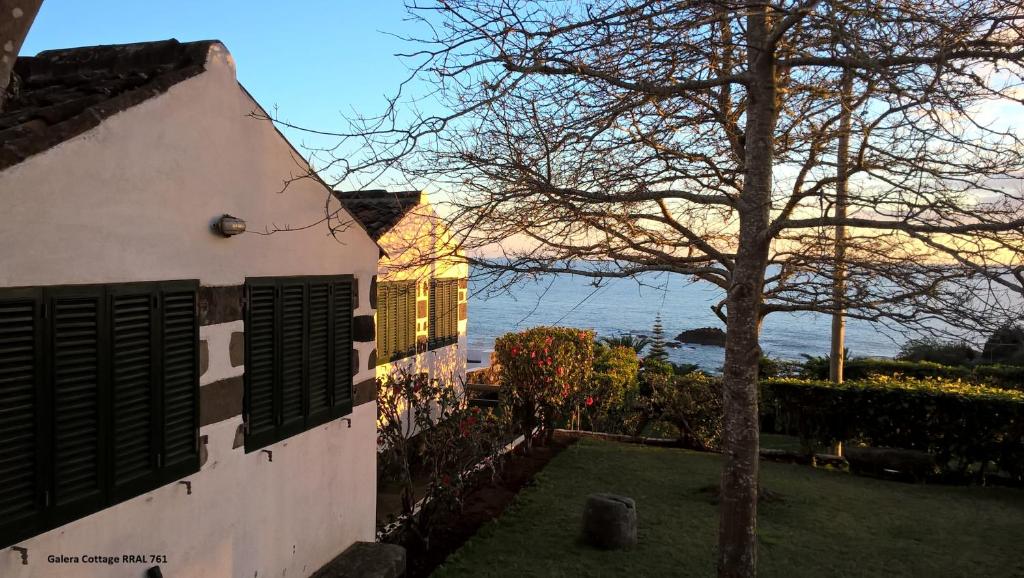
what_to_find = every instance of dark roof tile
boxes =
[0,39,218,171]
[335,189,423,240]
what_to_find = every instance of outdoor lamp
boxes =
[212,214,246,237]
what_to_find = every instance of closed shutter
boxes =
[403,283,417,354]
[47,286,107,523]
[428,281,437,345]
[244,276,355,452]
[448,281,459,342]
[376,283,390,363]
[307,282,332,425]
[245,283,277,451]
[0,288,45,545]
[109,286,158,499]
[0,281,199,549]
[387,285,399,359]
[332,278,354,418]
[278,283,306,436]
[160,284,199,478]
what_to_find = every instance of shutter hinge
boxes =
[40,302,48,319]
[243,418,250,434]
[157,453,163,468]
[43,490,50,507]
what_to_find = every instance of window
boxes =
[0,281,199,549]
[428,279,459,348]
[376,281,417,363]
[244,276,354,452]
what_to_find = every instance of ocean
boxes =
[466,272,906,372]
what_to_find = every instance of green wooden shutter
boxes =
[159,284,199,479]
[0,288,45,546]
[404,283,417,354]
[278,283,306,437]
[448,281,459,342]
[108,286,159,499]
[307,281,332,425]
[245,283,277,451]
[46,286,107,523]
[331,278,354,418]
[428,281,437,346]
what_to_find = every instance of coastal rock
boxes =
[675,327,727,346]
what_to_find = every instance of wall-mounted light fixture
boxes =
[212,214,246,237]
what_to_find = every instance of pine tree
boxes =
[647,313,669,363]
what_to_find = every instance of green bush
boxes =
[983,324,1024,364]
[801,356,972,381]
[495,327,595,448]
[898,338,978,366]
[973,364,1024,390]
[584,345,640,431]
[763,377,1024,481]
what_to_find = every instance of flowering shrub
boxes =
[377,369,509,546]
[495,326,595,448]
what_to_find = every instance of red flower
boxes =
[530,351,536,359]
[586,396,595,407]
[557,366,564,376]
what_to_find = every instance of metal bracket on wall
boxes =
[10,546,28,565]
[178,480,192,495]
[261,449,273,462]
[341,417,352,428]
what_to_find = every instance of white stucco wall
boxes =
[0,43,379,578]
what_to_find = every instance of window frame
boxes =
[243,275,355,453]
[0,280,200,550]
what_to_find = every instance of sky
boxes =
[21,1,420,158]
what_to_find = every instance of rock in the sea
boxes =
[675,327,727,346]
[582,493,637,549]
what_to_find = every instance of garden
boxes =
[375,324,1024,577]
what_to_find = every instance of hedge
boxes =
[801,357,1024,390]
[762,377,1024,480]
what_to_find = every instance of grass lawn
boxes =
[434,438,1024,577]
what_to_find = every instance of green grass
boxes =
[434,439,1024,577]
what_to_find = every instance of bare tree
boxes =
[0,0,44,110]
[262,1,1024,575]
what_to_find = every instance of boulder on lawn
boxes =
[675,327,727,346]
[582,493,637,549]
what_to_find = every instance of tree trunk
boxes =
[829,72,853,385]
[718,6,776,577]
[0,0,43,110]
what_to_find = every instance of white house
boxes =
[0,39,382,577]
[337,190,469,393]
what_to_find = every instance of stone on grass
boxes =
[582,493,637,549]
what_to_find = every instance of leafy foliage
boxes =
[583,344,641,431]
[898,338,978,366]
[599,334,651,355]
[800,356,972,382]
[377,369,509,546]
[983,324,1024,364]
[763,377,1024,482]
[495,326,595,449]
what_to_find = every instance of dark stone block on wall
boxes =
[368,349,377,370]
[353,349,360,376]
[199,376,243,427]
[353,315,375,342]
[229,331,244,367]
[354,378,377,406]
[369,276,378,309]
[199,340,209,375]
[198,285,243,325]
[458,303,467,321]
